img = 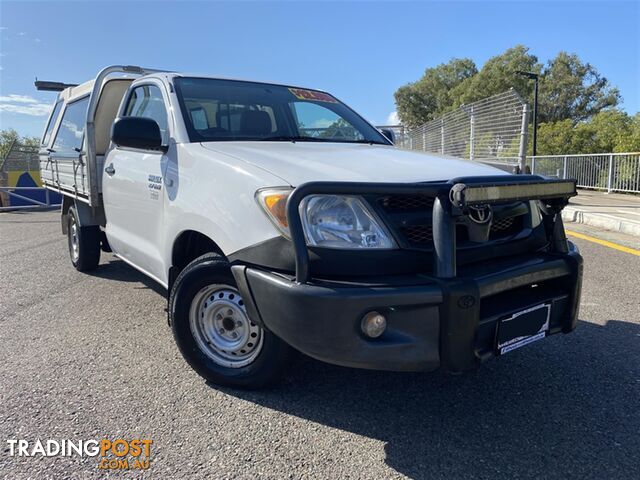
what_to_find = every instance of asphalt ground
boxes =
[0,210,638,479]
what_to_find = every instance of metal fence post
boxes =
[469,106,475,161]
[440,118,445,154]
[563,156,568,179]
[518,104,530,173]
[607,153,614,193]
[531,156,537,174]
[422,127,426,152]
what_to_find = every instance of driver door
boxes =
[102,83,170,283]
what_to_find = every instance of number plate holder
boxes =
[496,304,551,355]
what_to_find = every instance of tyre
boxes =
[169,253,290,389]
[67,206,101,272]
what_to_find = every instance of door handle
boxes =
[105,163,116,176]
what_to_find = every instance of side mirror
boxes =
[380,128,395,144]
[111,116,166,152]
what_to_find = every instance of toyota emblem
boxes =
[468,205,493,225]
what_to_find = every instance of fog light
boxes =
[361,311,387,338]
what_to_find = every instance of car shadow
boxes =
[220,319,640,479]
[87,256,167,296]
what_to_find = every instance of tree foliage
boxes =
[395,45,621,128]
[539,52,620,123]
[0,129,40,160]
[394,58,477,127]
[535,120,575,155]
[450,45,541,109]
[615,113,640,152]
[537,111,640,155]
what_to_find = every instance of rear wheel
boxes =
[170,253,290,389]
[67,206,100,272]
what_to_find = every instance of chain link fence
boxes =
[382,92,640,193]
[0,141,61,210]
[395,89,528,165]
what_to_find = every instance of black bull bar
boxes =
[285,174,577,283]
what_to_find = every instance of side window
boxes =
[53,97,89,152]
[42,101,63,146]
[125,85,169,144]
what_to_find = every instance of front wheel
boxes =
[169,253,290,389]
[67,206,101,272]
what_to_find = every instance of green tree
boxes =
[539,52,620,123]
[0,129,20,160]
[394,58,477,127]
[395,45,621,128]
[451,45,541,107]
[535,111,640,155]
[0,129,39,160]
[577,110,632,153]
[536,120,575,155]
[612,113,640,152]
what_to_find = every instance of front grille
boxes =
[491,216,515,232]
[374,194,528,249]
[402,225,434,244]
[379,194,434,212]
[399,217,524,248]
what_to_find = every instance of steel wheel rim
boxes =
[70,221,79,262]
[189,286,264,368]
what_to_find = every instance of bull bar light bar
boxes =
[450,179,577,208]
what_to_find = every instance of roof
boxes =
[163,72,330,94]
[58,79,95,102]
[54,68,331,104]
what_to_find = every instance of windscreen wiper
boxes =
[261,136,388,145]
[350,139,389,145]
[261,136,332,142]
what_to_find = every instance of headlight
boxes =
[299,195,396,249]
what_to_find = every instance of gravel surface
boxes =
[1,210,638,479]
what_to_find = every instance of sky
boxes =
[0,0,638,138]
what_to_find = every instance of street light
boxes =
[516,71,539,158]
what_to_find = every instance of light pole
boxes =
[516,71,539,158]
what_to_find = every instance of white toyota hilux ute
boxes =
[38,65,583,389]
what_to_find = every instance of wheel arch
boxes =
[169,230,226,291]
[61,198,105,234]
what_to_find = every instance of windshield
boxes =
[174,77,390,145]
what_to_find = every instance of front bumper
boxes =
[232,175,582,373]
[232,246,582,372]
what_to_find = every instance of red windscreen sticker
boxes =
[289,88,337,103]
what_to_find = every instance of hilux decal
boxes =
[148,174,162,200]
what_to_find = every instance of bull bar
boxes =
[285,174,577,283]
[231,174,581,373]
